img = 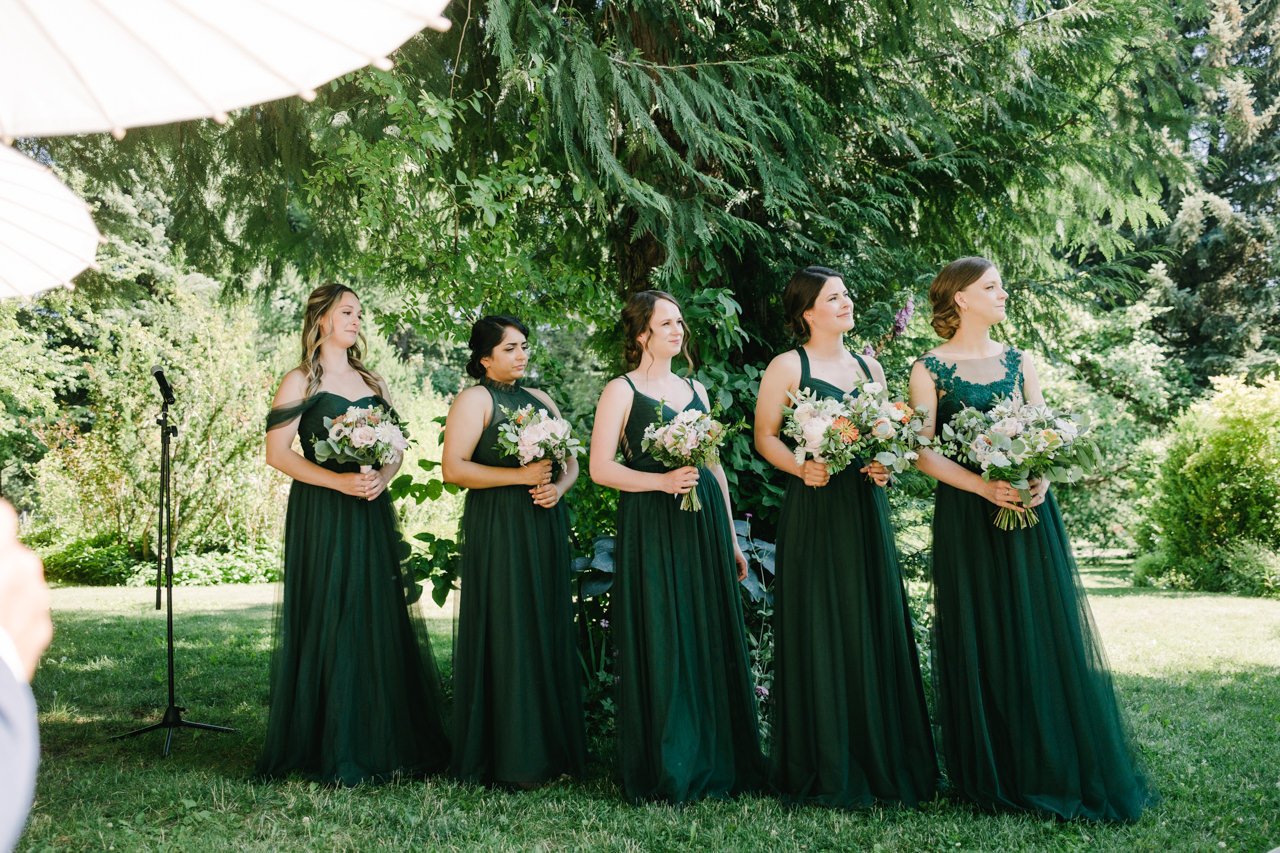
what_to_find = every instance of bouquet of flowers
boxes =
[641,407,730,511]
[313,404,410,470]
[782,383,931,482]
[841,381,933,478]
[939,396,1102,530]
[780,389,864,476]
[495,404,584,466]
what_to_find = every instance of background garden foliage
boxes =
[4,0,1278,742]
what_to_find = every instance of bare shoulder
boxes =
[765,349,802,374]
[275,368,308,399]
[599,376,633,402]
[452,384,491,410]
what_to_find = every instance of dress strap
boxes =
[918,354,957,395]
[795,347,811,383]
[621,374,638,392]
[850,351,871,384]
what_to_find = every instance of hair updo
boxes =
[928,256,995,339]
[620,290,694,371]
[466,315,529,379]
[782,265,842,340]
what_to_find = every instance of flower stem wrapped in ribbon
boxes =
[641,406,730,511]
[939,396,1102,530]
[313,404,410,470]
[494,404,584,467]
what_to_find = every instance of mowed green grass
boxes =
[19,567,1280,852]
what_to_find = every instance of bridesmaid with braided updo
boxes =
[910,258,1155,821]
[443,315,587,787]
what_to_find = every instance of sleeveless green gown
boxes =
[258,392,450,785]
[771,348,938,808]
[451,378,587,785]
[920,348,1155,821]
[613,376,766,803]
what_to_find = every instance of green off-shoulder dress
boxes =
[771,348,938,808]
[612,376,766,804]
[451,378,587,785]
[257,392,450,785]
[919,348,1155,821]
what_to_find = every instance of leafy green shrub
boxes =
[43,534,147,586]
[1217,541,1280,598]
[124,548,283,587]
[1138,377,1280,593]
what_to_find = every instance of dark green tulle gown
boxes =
[257,392,450,785]
[451,378,587,785]
[613,376,766,804]
[771,348,938,808]
[920,347,1155,821]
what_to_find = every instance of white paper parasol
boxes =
[0,0,452,141]
[0,143,100,298]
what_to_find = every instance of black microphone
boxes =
[151,365,176,404]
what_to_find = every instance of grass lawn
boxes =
[19,564,1280,851]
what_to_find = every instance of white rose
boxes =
[349,425,377,448]
[862,381,884,396]
[990,418,1023,438]
[800,418,828,447]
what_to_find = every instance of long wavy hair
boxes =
[299,283,383,398]
[621,290,695,372]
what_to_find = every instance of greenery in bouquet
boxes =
[780,389,863,476]
[494,404,584,466]
[841,381,933,479]
[313,404,409,468]
[940,396,1102,530]
[641,407,729,511]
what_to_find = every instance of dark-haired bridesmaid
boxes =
[442,315,587,787]
[755,266,938,809]
[589,290,766,804]
[909,257,1154,821]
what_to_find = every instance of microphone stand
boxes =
[111,385,235,756]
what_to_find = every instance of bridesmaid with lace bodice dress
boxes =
[908,258,1155,821]
[755,266,937,809]
[259,283,449,785]
[442,315,587,787]
[590,290,766,804]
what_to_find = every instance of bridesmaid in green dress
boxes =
[259,283,450,785]
[443,315,587,786]
[908,257,1155,821]
[755,266,938,808]
[589,290,766,804]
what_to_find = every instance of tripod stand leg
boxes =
[180,720,237,734]
[110,721,166,740]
